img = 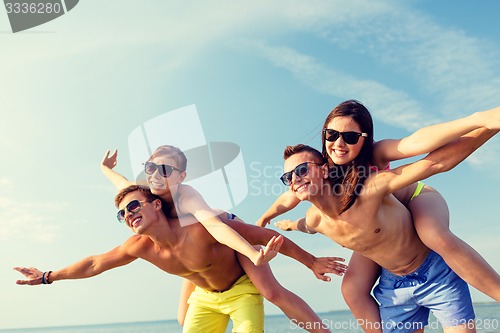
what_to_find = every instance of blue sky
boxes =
[1,0,499,329]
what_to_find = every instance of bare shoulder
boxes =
[305,206,322,229]
[122,235,154,255]
[178,184,200,197]
[371,140,387,167]
[177,184,205,207]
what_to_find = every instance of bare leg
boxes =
[177,279,196,326]
[409,186,500,301]
[237,250,331,333]
[341,252,382,333]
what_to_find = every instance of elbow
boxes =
[430,154,460,174]
[429,160,449,174]
[89,258,104,277]
[89,265,101,277]
[421,156,452,177]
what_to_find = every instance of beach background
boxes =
[0,303,498,333]
[1,0,499,331]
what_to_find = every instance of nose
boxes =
[148,168,163,181]
[124,209,136,224]
[151,167,160,177]
[291,172,302,184]
[333,135,346,147]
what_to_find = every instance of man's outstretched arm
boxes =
[380,127,498,196]
[14,242,137,285]
[427,128,498,174]
[225,219,347,281]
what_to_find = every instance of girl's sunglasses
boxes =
[323,129,368,145]
[280,162,323,186]
[144,161,183,178]
[117,199,149,222]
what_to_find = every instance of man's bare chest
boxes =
[319,213,384,252]
[143,243,220,276]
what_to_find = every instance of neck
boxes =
[160,191,175,203]
[146,215,180,247]
[307,183,341,217]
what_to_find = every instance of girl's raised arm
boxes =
[372,106,500,168]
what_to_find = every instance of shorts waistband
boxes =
[201,274,249,294]
[380,250,439,282]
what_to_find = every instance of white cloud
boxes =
[245,41,437,130]
[0,177,13,188]
[299,1,500,113]
[228,1,500,168]
[0,196,63,242]
[241,37,500,171]
[465,139,500,176]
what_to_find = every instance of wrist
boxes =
[469,111,483,127]
[251,250,261,263]
[41,271,53,284]
[306,255,316,270]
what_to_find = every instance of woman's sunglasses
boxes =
[144,161,183,178]
[280,162,323,186]
[323,129,368,145]
[117,199,149,222]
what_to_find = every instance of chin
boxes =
[150,187,168,195]
[332,157,352,166]
[293,190,311,202]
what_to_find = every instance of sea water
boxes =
[1,303,498,333]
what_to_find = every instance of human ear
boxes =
[178,171,187,183]
[153,199,162,211]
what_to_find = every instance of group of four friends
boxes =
[15,100,500,333]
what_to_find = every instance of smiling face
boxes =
[117,191,159,234]
[324,116,365,166]
[147,154,186,197]
[321,100,374,169]
[283,151,327,201]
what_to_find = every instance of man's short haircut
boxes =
[148,145,187,172]
[114,185,160,207]
[283,144,326,163]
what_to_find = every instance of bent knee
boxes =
[342,285,373,308]
[342,277,364,303]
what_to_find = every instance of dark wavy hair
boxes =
[321,100,374,213]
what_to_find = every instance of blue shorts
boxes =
[373,251,475,333]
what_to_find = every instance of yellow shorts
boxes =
[183,275,264,333]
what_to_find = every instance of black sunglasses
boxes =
[117,199,150,222]
[280,162,323,186]
[323,129,368,145]
[144,161,183,178]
